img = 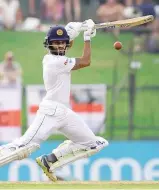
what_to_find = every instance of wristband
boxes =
[84,35,91,41]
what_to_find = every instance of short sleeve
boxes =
[43,54,76,73]
[61,57,76,72]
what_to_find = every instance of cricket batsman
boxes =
[0,19,108,181]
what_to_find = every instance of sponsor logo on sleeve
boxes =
[64,59,68,65]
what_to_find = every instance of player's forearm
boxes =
[72,19,95,71]
[72,41,91,70]
[82,41,91,66]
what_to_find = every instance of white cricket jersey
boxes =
[39,54,76,112]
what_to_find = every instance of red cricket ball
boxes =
[114,41,122,50]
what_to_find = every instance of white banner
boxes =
[26,84,106,134]
[0,86,22,142]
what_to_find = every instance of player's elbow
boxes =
[81,57,91,67]
[85,57,91,66]
[84,59,91,67]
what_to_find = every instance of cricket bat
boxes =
[80,15,154,31]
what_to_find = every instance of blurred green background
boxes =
[0,31,159,140]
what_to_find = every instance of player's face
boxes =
[51,41,67,54]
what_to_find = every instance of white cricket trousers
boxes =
[16,102,102,148]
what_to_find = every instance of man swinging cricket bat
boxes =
[0,19,108,181]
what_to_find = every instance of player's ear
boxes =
[68,40,74,49]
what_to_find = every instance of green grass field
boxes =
[0,182,159,189]
[0,31,159,140]
[1,31,158,85]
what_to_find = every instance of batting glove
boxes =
[83,19,96,41]
[65,22,82,41]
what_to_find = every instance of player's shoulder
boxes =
[43,54,53,62]
[43,54,68,65]
[43,54,56,65]
[56,55,68,63]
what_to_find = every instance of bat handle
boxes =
[79,22,88,32]
[79,22,96,32]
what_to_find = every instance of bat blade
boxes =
[94,15,154,29]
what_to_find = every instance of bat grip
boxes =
[79,22,87,32]
[79,24,96,32]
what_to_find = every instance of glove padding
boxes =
[65,22,82,41]
[90,28,96,38]
[83,19,96,41]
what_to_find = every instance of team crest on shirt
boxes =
[57,29,63,36]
